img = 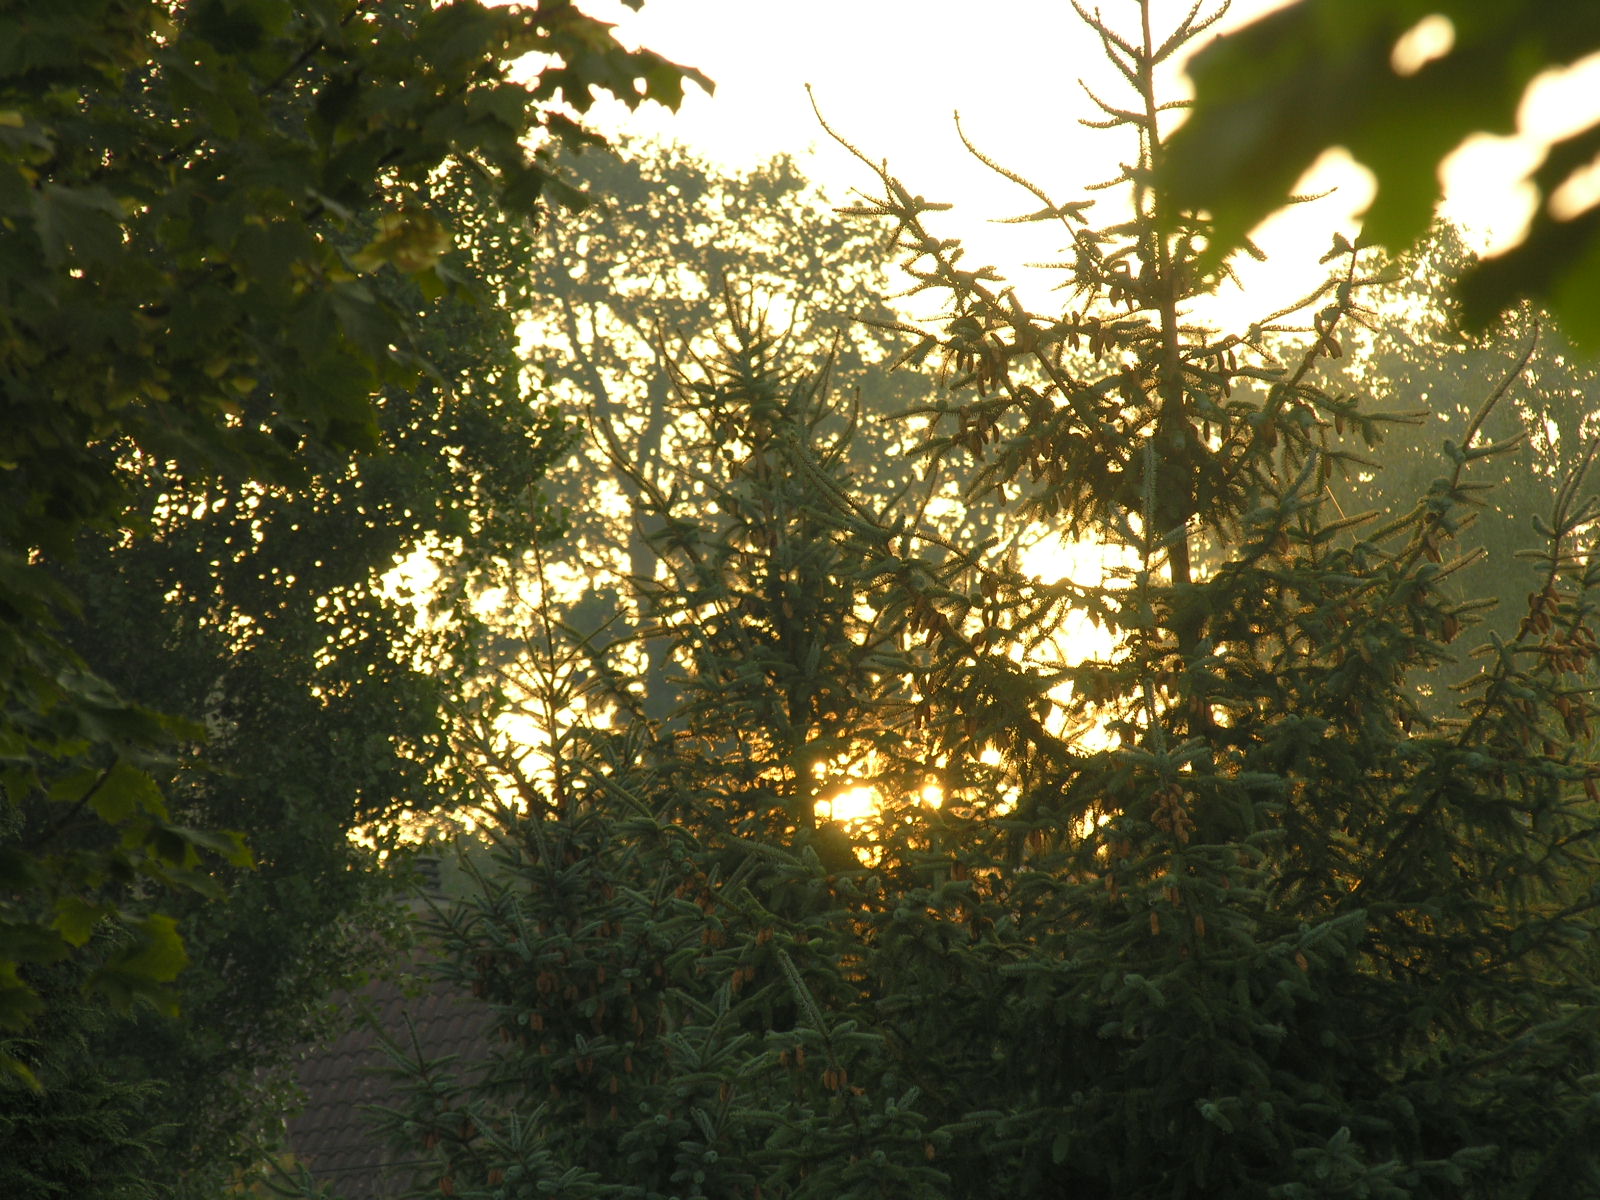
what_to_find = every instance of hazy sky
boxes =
[570,0,1367,321]
[568,0,1598,321]
[584,0,1146,183]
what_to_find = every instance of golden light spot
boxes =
[1518,52,1600,146]
[1441,135,1542,254]
[818,784,878,825]
[1390,14,1455,77]
[1549,154,1600,223]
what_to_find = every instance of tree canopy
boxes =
[11,0,1600,1195]
[461,140,927,727]
[30,157,578,1194]
[1163,0,1600,344]
[364,3,1600,1197]
[0,0,703,1075]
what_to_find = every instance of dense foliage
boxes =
[375,3,1600,1197]
[446,138,936,787]
[40,166,577,1194]
[0,978,162,1200]
[503,141,920,720]
[1320,226,1600,686]
[0,0,703,1191]
[0,0,703,1037]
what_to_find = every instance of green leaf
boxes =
[0,1054,43,1093]
[122,915,188,983]
[51,896,110,948]
[349,211,451,275]
[89,915,190,1016]
[641,59,688,109]
[0,920,71,967]
[498,161,549,216]
[29,182,126,266]
[1163,0,1600,340]
[87,762,168,825]
[0,963,47,1033]
[162,825,255,870]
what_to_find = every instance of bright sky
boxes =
[570,0,1599,318]
[579,0,1329,316]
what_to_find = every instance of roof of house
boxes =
[285,956,495,1200]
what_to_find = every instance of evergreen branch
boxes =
[1152,2,1226,64]
[774,949,840,1081]
[953,113,1092,231]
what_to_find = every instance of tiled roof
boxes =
[286,961,494,1200]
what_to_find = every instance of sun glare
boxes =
[1019,535,1131,658]
[1438,51,1600,253]
[1390,14,1455,78]
[1439,136,1543,255]
[819,784,880,825]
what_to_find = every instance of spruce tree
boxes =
[386,3,1600,1197]
[379,299,956,1199]
[816,2,1600,1192]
